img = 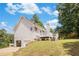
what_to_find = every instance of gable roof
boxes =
[14,16,45,32]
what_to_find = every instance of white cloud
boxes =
[0,22,7,26]
[0,22,14,33]
[5,3,18,15]
[44,19,59,29]
[42,7,59,17]
[18,3,42,14]
[5,3,42,15]
[52,10,59,16]
[42,7,52,15]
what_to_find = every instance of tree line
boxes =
[57,3,79,39]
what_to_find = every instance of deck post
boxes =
[45,38,46,41]
[40,38,41,41]
[48,37,50,41]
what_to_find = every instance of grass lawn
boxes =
[1,39,79,56]
[14,41,66,56]
[60,39,79,56]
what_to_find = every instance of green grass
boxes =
[13,39,79,56]
[60,39,79,56]
[14,41,66,56]
[60,39,79,43]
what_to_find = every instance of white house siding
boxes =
[14,22,36,47]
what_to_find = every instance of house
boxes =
[14,16,58,47]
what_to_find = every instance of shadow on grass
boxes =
[63,41,79,56]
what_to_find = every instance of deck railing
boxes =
[39,32,53,37]
[34,31,53,38]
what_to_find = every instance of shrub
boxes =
[0,40,9,48]
[59,32,78,39]
[66,32,78,39]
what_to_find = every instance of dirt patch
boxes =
[0,47,20,56]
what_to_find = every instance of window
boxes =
[40,30,41,33]
[35,27,37,31]
[30,27,33,31]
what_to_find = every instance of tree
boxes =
[32,14,44,28]
[57,4,79,38]
[0,29,14,48]
[0,29,6,41]
[50,28,54,33]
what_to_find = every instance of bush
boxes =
[67,32,78,39]
[59,32,78,39]
[0,41,9,48]
[14,41,66,56]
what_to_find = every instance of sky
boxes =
[0,3,59,33]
